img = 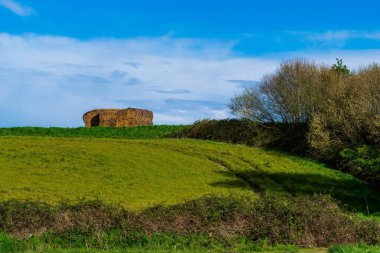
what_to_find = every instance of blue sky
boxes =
[1,0,380,126]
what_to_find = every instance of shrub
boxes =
[339,146,380,188]
[171,119,309,154]
[0,195,378,248]
[170,119,260,145]
[229,59,322,124]
[307,64,380,160]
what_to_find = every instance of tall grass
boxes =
[0,125,186,139]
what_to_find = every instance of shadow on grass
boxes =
[211,169,380,215]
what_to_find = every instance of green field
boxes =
[0,136,378,215]
[0,126,186,139]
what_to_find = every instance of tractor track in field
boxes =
[161,144,287,194]
[204,154,290,194]
[237,156,295,194]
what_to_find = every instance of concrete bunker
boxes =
[83,108,153,127]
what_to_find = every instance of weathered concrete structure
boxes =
[83,108,153,127]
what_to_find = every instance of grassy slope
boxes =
[0,137,249,210]
[0,136,378,215]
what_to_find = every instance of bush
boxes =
[229,59,322,124]
[339,145,380,188]
[171,119,260,145]
[0,195,378,248]
[307,64,380,160]
[171,119,309,154]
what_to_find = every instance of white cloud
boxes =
[306,30,380,46]
[0,0,35,16]
[1,33,380,127]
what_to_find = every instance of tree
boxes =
[229,59,321,124]
[229,58,379,156]
[331,58,350,76]
[308,64,380,158]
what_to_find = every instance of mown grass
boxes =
[0,136,378,215]
[0,126,186,139]
[0,137,250,210]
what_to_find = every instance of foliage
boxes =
[229,59,322,124]
[0,231,313,252]
[339,145,380,187]
[331,58,350,77]
[328,243,380,253]
[0,125,186,139]
[308,64,380,159]
[229,59,380,155]
[172,119,309,154]
[0,195,379,250]
[171,119,261,145]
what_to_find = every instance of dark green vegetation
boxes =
[172,119,308,154]
[0,195,378,252]
[229,59,380,190]
[0,125,186,139]
[329,244,380,253]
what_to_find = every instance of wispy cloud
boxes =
[305,30,380,46]
[153,89,191,94]
[226,80,260,89]
[0,0,35,16]
[124,62,141,69]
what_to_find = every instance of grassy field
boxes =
[0,136,378,215]
[0,137,249,210]
[0,126,186,139]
